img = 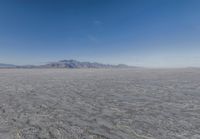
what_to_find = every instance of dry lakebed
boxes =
[0,69,200,139]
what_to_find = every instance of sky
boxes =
[0,0,200,67]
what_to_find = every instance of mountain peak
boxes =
[42,60,130,68]
[0,60,132,69]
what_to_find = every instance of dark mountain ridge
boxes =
[40,59,130,68]
[0,60,132,69]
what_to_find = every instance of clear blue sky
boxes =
[0,0,200,67]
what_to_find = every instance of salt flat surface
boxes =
[0,69,200,139]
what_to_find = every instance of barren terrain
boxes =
[0,69,200,139]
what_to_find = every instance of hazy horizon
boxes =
[1,0,200,68]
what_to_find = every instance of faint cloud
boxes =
[195,25,200,30]
[187,23,200,31]
[88,35,98,42]
[93,20,103,26]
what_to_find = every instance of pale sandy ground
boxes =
[0,69,200,139]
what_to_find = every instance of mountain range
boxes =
[0,63,16,68]
[0,60,131,69]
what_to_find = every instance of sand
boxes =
[0,68,200,139]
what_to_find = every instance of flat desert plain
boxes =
[0,69,200,139]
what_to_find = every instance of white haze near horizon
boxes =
[0,46,200,68]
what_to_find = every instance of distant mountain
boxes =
[0,63,16,68]
[0,60,132,69]
[40,59,130,68]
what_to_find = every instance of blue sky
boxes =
[0,0,200,67]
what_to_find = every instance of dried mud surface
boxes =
[0,69,200,139]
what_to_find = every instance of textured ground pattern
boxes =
[0,69,200,139]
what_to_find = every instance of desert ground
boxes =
[0,69,200,139]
